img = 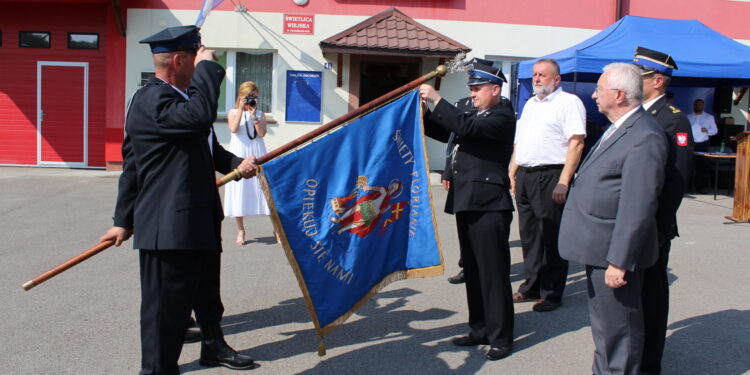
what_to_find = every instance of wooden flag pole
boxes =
[24,65,447,291]
[22,240,115,291]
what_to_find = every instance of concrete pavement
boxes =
[1,166,748,374]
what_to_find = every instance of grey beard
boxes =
[533,84,554,97]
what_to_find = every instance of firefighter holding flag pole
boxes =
[99,25,259,373]
[419,60,517,361]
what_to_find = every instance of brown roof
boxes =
[319,7,471,57]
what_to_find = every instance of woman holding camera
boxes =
[224,81,278,245]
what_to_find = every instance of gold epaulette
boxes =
[669,105,681,114]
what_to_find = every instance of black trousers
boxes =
[515,168,569,302]
[456,210,514,348]
[640,240,671,374]
[693,141,709,191]
[587,266,645,375]
[139,250,224,375]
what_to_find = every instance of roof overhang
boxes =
[320,7,470,58]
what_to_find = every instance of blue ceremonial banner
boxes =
[260,90,443,340]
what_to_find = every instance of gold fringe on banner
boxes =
[417,97,446,271]
[258,167,324,334]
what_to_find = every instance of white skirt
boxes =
[223,111,271,217]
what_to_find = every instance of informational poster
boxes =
[285,70,322,123]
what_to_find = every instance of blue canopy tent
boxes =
[515,15,750,123]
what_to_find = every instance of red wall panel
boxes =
[0,2,108,166]
[127,0,750,40]
[624,0,750,40]
[105,2,127,166]
[128,0,617,31]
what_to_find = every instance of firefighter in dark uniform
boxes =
[420,61,516,361]
[100,26,258,374]
[634,46,694,375]
[442,94,473,285]
[442,59,498,285]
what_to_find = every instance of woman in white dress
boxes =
[224,81,277,245]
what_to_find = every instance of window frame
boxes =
[19,31,51,48]
[67,32,99,50]
[231,50,275,115]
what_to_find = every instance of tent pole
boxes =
[573,71,578,95]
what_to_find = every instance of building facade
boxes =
[1,0,748,169]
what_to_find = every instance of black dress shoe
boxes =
[200,338,259,370]
[532,299,562,312]
[452,335,489,347]
[485,346,512,361]
[448,270,465,284]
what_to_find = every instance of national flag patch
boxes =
[676,132,688,146]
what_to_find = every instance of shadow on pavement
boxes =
[664,309,750,375]
[181,271,598,374]
[513,265,591,353]
[288,287,484,375]
[181,288,474,374]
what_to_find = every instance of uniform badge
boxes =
[669,105,681,114]
[676,132,688,146]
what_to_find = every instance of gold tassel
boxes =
[318,340,327,356]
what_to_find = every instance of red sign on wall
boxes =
[284,14,314,34]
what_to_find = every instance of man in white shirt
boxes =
[687,99,717,148]
[687,98,718,192]
[508,58,586,312]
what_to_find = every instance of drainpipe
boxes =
[614,0,622,22]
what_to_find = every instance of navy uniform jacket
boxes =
[649,96,694,239]
[559,107,667,271]
[424,97,516,214]
[441,97,474,182]
[113,61,242,251]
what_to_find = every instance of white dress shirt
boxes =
[593,105,641,153]
[515,87,586,167]
[687,112,718,143]
[642,94,665,111]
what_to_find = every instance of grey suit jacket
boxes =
[559,107,667,271]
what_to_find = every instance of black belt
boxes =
[519,164,564,173]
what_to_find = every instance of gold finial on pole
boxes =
[436,65,448,77]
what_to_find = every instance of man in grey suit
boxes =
[559,62,667,375]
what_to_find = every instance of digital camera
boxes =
[243,95,258,107]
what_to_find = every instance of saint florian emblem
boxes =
[330,176,409,238]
